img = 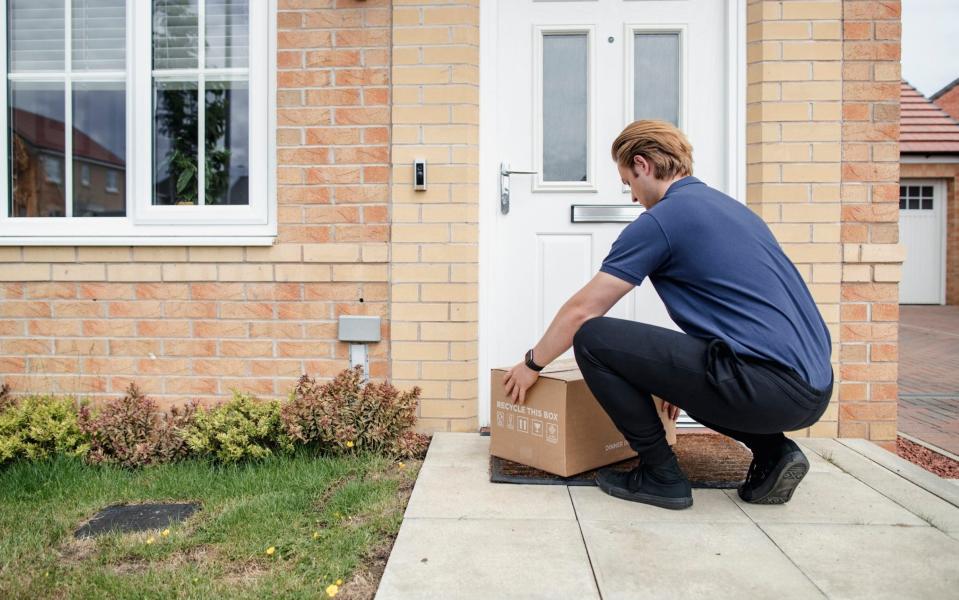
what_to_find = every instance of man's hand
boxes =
[503,361,540,404]
[661,399,680,422]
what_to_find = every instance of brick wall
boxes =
[900,162,959,305]
[389,0,479,433]
[746,0,904,446]
[839,0,903,448]
[0,0,393,410]
[746,0,844,439]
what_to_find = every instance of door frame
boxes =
[477,0,747,427]
[899,178,948,305]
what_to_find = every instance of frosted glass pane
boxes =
[8,0,65,72]
[634,33,680,126]
[543,34,588,183]
[205,0,249,69]
[72,0,126,71]
[153,0,198,70]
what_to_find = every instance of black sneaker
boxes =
[594,454,693,510]
[738,438,810,504]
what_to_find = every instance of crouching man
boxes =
[502,120,833,510]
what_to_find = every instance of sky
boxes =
[901,0,959,98]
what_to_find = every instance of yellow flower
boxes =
[326,583,339,597]
[336,579,343,585]
[265,546,275,556]
[313,531,320,540]
[146,536,155,545]
[345,441,354,448]
[161,528,170,538]
[398,462,405,469]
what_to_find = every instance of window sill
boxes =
[0,235,278,247]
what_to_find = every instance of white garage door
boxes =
[899,180,946,305]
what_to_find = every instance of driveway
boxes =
[899,305,959,456]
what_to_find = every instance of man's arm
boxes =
[532,271,635,367]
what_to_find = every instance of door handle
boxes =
[499,162,538,214]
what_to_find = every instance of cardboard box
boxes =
[490,358,677,477]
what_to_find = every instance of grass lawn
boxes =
[0,447,421,599]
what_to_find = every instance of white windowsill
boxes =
[0,235,278,246]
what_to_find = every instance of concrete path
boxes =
[899,305,959,455]
[376,433,959,600]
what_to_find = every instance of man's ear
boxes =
[632,154,650,177]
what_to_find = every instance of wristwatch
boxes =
[524,348,544,372]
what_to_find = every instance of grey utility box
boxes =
[337,315,381,343]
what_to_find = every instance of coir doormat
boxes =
[490,433,753,489]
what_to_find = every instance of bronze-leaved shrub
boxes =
[0,393,89,465]
[78,383,195,468]
[282,365,429,458]
[183,391,294,463]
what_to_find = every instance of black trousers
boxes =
[571,316,833,465]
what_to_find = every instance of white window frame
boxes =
[0,0,277,246]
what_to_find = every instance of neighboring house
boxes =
[899,81,959,305]
[0,1,903,447]
[10,108,127,218]
[931,76,959,122]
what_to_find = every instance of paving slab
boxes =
[793,440,845,474]
[419,432,490,468]
[761,523,959,600]
[579,521,825,600]
[375,518,599,600]
[796,438,959,535]
[837,438,959,506]
[724,471,929,526]
[570,486,751,524]
[404,463,576,520]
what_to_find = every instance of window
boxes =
[899,185,935,211]
[0,0,275,244]
[105,169,117,193]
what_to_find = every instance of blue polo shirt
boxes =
[599,175,833,391]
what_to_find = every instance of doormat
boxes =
[490,433,753,489]
[74,502,200,539]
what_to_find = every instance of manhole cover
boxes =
[74,503,200,539]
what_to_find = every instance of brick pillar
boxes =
[390,1,480,432]
[839,0,903,448]
[746,0,843,438]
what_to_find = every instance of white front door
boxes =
[482,0,742,427]
[899,180,946,304]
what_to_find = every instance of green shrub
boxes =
[184,391,294,463]
[282,365,429,459]
[0,393,89,465]
[78,383,195,468]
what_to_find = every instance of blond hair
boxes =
[610,120,693,180]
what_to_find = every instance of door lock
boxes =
[499,162,538,214]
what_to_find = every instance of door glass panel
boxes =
[634,32,680,126]
[542,33,588,183]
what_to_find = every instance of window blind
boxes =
[72,0,126,71]
[8,0,65,72]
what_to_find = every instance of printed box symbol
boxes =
[517,416,529,433]
[496,411,505,427]
[531,419,544,437]
[506,414,515,430]
[545,423,559,444]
